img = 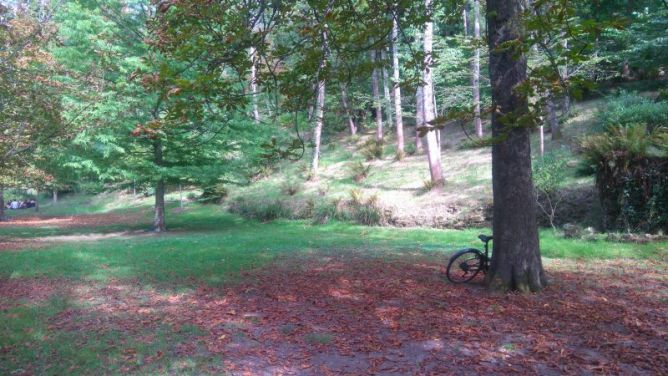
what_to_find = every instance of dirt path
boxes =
[4,254,666,375]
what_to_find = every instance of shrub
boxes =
[199,183,228,204]
[596,92,668,133]
[533,149,570,229]
[580,123,667,232]
[280,178,303,196]
[346,190,391,226]
[317,183,330,196]
[312,201,339,225]
[360,139,383,160]
[228,197,294,221]
[348,161,372,183]
[404,143,417,156]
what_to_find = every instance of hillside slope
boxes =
[227,99,599,229]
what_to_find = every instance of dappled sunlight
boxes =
[1,254,666,374]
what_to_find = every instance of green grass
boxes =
[1,200,666,375]
[1,204,666,287]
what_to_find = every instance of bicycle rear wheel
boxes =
[446,248,484,283]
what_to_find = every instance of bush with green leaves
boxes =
[533,148,570,229]
[348,161,372,183]
[199,183,228,204]
[280,178,303,196]
[360,139,383,161]
[228,197,294,222]
[596,92,668,133]
[580,122,667,232]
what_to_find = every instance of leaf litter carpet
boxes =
[3,253,667,375]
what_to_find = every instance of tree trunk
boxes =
[391,16,405,157]
[311,30,329,178]
[0,186,5,221]
[381,49,393,129]
[34,189,39,212]
[560,39,570,116]
[179,183,183,208]
[371,50,384,142]
[462,4,468,35]
[546,92,561,140]
[249,46,261,124]
[416,86,424,152]
[472,0,483,137]
[339,83,356,135]
[153,140,166,232]
[539,125,545,158]
[485,0,546,292]
[53,189,58,204]
[422,0,444,185]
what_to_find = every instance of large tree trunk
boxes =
[472,0,483,138]
[486,0,546,292]
[249,46,261,124]
[381,49,393,129]
[371,50,384,142]
[391,16,404,157]
[311,30,329,178]
[339,83,356,135]
[415,86,424,152]
[153,140,166,232]
[422,0,444,185]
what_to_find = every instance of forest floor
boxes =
[1,205,666,375]
[228,98,602,229]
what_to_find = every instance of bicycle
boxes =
[446,234,493,283]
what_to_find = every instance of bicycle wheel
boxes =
[446,248,484,283]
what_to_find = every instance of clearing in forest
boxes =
[0,209,666,375]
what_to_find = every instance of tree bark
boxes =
[34,189,39,212]
[249,46,261,124]
[486,0,546,292]
[472,0,483,137]
[381,49,393,129]
[539,125,545,158]
[153,140,166,232]
[416,86,424,152]
[391,16,405,157]
[371,50,384,142]
[546,92,561,140]
[339,83,356,135]
[422,0,444,185]
[0,186,5,221]
[311,30,329,178]
[53,189,58,204]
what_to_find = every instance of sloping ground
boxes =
[4,253,665,375]
[231,99,601,229]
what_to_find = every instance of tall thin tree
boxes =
[371,50,384,142]
[391,15,404,157]
[422,0,444,185]
[472,0,483,137]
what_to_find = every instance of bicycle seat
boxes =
[478,234,493,243]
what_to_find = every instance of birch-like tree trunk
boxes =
[391,16,404,156]
[472,0,483,137]
[371,50,384,142]
[381,49,393,129]
[339,83,356,135]
[422,0,444,185]
[53,189,58,204]
[153,140,166,232]
[486,0,546,292]
[249,46,260,123]
[311,30,329,178]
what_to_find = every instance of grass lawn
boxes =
[1,199,666,375]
